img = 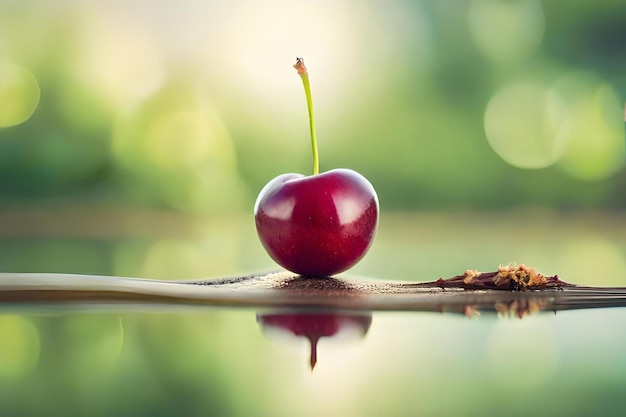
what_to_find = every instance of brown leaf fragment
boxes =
[463,269,482,285]
[494,264,548,289]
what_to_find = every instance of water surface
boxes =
[1,210,626,416]
[0,302,625,416]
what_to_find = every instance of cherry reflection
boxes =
[257,311,372,370]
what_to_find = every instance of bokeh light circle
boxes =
[484,83,568,169]
[0,315,41,379]
[468,0,545,63]
[552,72,625,181]
[74,7,164,110]
[0,63,41,128]
[112,83,246,212]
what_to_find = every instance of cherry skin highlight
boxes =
[254,168,378,277]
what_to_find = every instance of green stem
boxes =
[294,58,319,175]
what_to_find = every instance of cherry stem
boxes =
[309,335,319,370]
[293,57,319,175]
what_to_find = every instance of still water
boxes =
[1,211,626,416]
[0,304,625,417]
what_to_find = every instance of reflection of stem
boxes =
[257,312,372,370]
[309,335,319,370]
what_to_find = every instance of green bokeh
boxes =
[0,0,624,211]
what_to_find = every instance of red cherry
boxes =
[254,168,378,276]
[254,58,379,275]
[258,312,372,369]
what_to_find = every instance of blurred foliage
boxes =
[0,0,624,212]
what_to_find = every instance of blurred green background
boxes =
[1,0,624,211]
[2,2,626,416]
[1,0,625,282]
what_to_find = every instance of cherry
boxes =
[255,169,377,276]
[254,58,379,277]
[257,312,372,370]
